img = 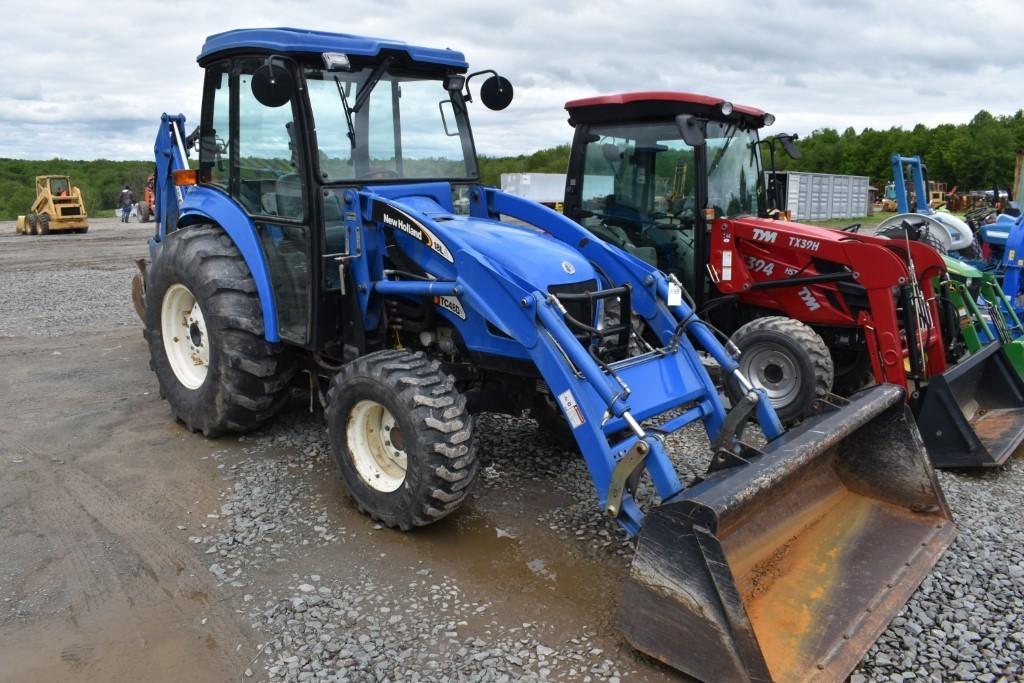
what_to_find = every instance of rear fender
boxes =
[175,186,280,342]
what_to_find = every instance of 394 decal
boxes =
[744,256,775,277]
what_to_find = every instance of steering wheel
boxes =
[365,167,401,180]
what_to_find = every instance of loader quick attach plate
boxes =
[913,341,1024,468]
[618,384,955,683]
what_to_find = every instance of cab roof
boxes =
[565,91,767,127]
[198,28,469,70]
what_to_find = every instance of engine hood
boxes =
[378,195,598,291]
[443,215,597,289]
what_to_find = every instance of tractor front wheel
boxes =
[326,350,478,530]
[144,224,295,436]
[38,213,50,235]
[726,316,833,424]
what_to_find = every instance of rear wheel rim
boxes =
[347,400,408,492]
[740,345,801,408]
[160,283,209,390]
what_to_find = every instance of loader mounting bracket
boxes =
[605,438,651,518]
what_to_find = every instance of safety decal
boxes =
[557,389,586,429]
[373,203,455,263]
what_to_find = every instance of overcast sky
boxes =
[3,0,1023,161]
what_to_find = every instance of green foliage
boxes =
[774,109,1024,190]
[0,158,153,220]
[477,145,571,186]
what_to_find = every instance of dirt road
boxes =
[0,218,673,681]
[3,218,1023,682]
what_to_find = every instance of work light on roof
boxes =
[719,101,734,116]
[763,113,776,126]
[322,52,351,71]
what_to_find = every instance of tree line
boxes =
[774,110,1024,192]
[477,109,1024,193]
[0,159,152,220]
[3,109,1020,220]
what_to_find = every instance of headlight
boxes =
[763,113,776,126]
[719,101,734,116]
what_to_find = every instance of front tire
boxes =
[144,224,295,436]
[327,350,478,530]
[38,213,50,235]
[726,316,833,424]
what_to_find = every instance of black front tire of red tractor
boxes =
[144,224,295,436]
[726,316,834,424]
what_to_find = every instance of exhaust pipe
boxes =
[619,384,954,682]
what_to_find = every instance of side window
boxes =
[366,81,397,176]
[200,66,230,191]
[237,60,304,220]
[306,74,355,180]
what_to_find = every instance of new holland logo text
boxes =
[376,205,455,263]
[381,211,422,240]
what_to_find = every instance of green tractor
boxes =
[941,256,1024,380]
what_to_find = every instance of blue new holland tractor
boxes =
[136,28,954,682]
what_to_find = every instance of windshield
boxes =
[577,121,698,287]
[305,67,477,182]
[706,122,761,218]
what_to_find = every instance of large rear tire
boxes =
[326,350,478,530]
[138,202,151,223]
[726,316,833,424]
[144,224,294,436]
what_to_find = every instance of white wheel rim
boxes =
[160,283,210,390]
[347,400,408,492]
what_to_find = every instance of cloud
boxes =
[1,0,1022,160]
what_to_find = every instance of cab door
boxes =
[199,57,315,347]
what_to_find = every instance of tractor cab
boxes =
[563,92,784,309]
[186,28,511,354]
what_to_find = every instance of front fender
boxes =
[177,186,280,342]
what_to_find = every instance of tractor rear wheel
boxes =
[726,316,833,424]
[144,224,295,436]
[138,202,151,223]
[326,350,478,530]
[38,213,50,235]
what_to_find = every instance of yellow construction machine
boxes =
[16,175,89,235]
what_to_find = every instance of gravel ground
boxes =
[5,220,1024,681]
[0,267,138,337]
[189,397,1024,682]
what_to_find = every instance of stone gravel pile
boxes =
[194,402,1024,681]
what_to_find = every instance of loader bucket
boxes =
[619,384,954,683]
[913,342,1024,468]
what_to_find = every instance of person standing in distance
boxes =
[118,185,135,223]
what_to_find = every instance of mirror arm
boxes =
[463,69,498,103]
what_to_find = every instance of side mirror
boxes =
[779,134,801,160]
[479,75,514,110]
[251,62,294,108]
[675,114,706,147]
